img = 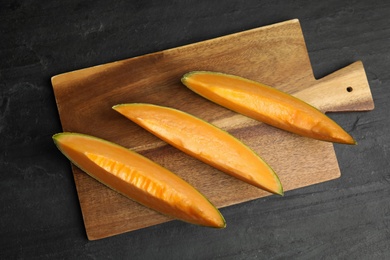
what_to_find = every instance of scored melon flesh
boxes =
[113,103,283,196]
[181,71,356,145]
[53,132,225,228]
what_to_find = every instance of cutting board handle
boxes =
[293,61,374,113]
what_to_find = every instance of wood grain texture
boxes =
[4,0,390,258]
[51,19,374,240]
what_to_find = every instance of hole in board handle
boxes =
[346,86,353,92]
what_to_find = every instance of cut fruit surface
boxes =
[181,71,356,145]
[53,132,225,228]
[113,103,283,196]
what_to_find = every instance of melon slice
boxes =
[53,132,225,228]
[113,103,283,196]
[181,71,356,145]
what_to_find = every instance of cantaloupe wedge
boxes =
[181,71,356,145]
[53,132,225,228]
[113,103,283,196]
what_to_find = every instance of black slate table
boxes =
[2,0,389,259]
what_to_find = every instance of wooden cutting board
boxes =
[52,19,374,240]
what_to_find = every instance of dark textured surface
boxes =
[1,0,389,259]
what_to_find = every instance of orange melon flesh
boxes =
[113,103,283,196]
[181,71,356,145]
[53,132,225,228]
